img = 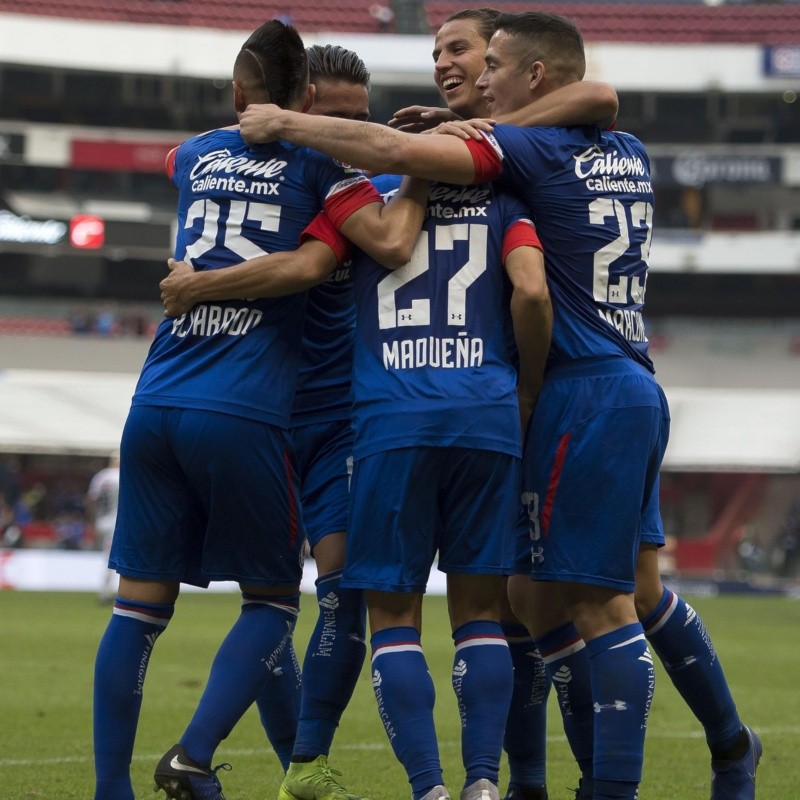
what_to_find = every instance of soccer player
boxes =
[236,11,761,800]
[392,11,762,800]
[91,21,427,800]
[392,11,618,800]
[258,44,377,800]
[85,452,121,605]
[159,170,551,800]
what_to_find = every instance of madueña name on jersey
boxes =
[573,145,653,195]
[383,333,484,370]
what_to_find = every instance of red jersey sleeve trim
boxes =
[464,136,503,184]
[502,220,542,263]
[324,179,383,230]
[301,212,351,265]
[165,146,178,182]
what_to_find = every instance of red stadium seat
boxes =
[2,1,800,44]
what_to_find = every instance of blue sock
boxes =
[643,587,741,753]
[181,593,299,767]
[93,597,174,800]
[371,627,442,800]
[452,620,513,787]
[256,619,301,771]
[291,570,367,759]
[537,622,594,788]
[586,623,654,800]
[502,622,550,790]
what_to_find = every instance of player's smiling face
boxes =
[477,30,535,118]
[433,19,490,119]
[310,78,370,121]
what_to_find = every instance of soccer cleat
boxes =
[278,755,368,800]
[459,779,499,800]
[419,786,451,800]
[153,744,230,800]
[710,725,762,800]
[503,786,548,800]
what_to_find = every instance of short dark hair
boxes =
[234,20,309,108]
[495,12,586,83]
[442,8,501,44]
[307,44,370,89]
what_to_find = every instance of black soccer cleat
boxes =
[153,744,230,800]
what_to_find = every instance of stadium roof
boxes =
[0,368,134,456]
[663,387,800,473]
[0,367,798,471]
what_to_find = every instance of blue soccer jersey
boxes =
[469,126,655,373]
[132,128,377,428]
[349,180,540,460]
[290,173,403,426]
[290,267,356,425]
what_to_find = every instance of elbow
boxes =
[520,276,551,309]
[378,241,414,270]
[374,227,417,269]
[596,85,620,128]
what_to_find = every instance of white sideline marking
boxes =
[2,727,797,768]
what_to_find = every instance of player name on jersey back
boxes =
[349,178,528,459]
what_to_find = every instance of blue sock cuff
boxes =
[241,592,300,608]
[536,621,580,656]
[370,626,420,651]
[586,622,645,659]
[240,593,300,627]
[316,569,344,587]
[641,587,674,632]
[113,597,174,625]
[452,619,504,644]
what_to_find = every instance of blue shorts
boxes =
[512,505,533,574]
[342,447,519,593]
[641,474,665,547]
[513,464,665,573]
[110,405,305,588]
[521,359,670,592]
[290,417,352,549]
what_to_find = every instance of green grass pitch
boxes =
[1,590,797,799]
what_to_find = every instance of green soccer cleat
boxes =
[278,756,370,800]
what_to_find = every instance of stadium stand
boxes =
[2,0,800,42]
[428,3,800,45]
